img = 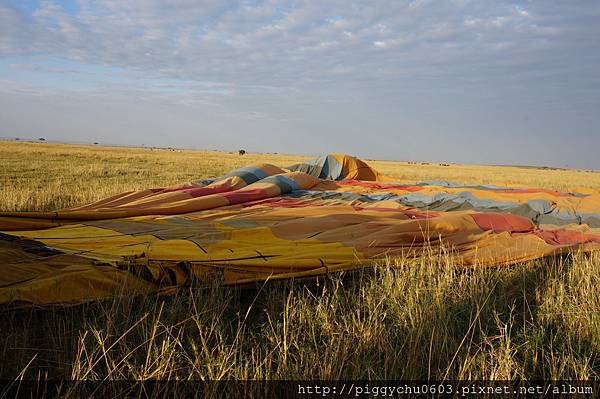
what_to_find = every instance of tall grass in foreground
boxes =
[1,250,598,385]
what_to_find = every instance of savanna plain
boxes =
[0,141,599,386]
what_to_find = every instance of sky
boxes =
[1,1,599,169]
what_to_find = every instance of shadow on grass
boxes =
[0,253,598,381]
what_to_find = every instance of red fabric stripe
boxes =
[182,185,232,198]
[336,180,423,191]
[533,229,600,245]
[244,198,318,208]
[159,184,231,197]
[471,213,535,234]
[220,189,268,205]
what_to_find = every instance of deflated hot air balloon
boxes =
[1,154,599,308]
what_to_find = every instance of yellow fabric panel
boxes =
[0,239,155,308]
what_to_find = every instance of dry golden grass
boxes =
[368,159,600,191]
[0,141,310,212]
[0,140,598,393]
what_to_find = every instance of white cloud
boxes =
[0,1,599,168]
[3,0,596,87]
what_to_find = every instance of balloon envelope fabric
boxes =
[1,154,600,308]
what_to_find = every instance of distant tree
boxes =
[239,149,246,155]
[93,142,99,145]
[39,137,46,141]
[15,138,19,141]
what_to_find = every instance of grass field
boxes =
[0,141,599,387]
